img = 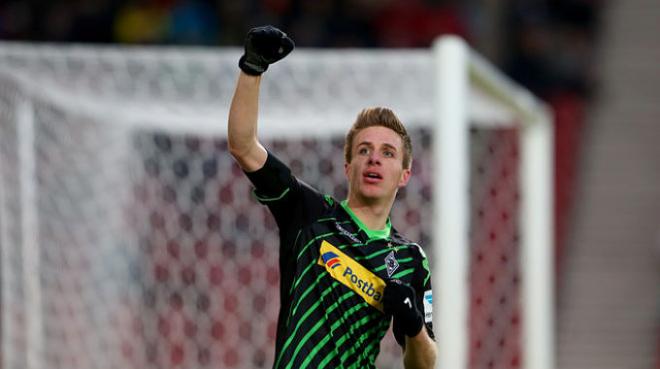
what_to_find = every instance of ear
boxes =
[398,168,411,188]
[344,162,350,177]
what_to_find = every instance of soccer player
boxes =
[228,26,437,369]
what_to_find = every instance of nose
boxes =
[367,151,381,165]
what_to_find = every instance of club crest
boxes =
[384,251,399,278]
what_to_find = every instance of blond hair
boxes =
[344,107,412,169]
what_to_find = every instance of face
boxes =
[344,126,411,204]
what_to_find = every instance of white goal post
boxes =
[433,37,554,369]
[0,36,553,369]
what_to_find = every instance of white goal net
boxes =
[0,39,553,369]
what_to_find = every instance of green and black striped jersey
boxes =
[245,152,434,369]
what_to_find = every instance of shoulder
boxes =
[292,181,341,222]
[322,194,338,208]
[390,229,428,260]
[295,180,336,207]
[318,193,344,219]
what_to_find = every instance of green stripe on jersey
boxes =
[298,303,366,369]
[392,268,415,279]
[284,294,365,369]
[253,187,290,202]
[297,231,337,261]
[341,320,388,367]
[275,289,353,368]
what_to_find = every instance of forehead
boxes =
[353,126,403,149]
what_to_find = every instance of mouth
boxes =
[362,171,383,183]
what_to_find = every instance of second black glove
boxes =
[239,25,295,76]
[383,279,424,339]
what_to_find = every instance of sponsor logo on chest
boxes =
[318,240,385,312]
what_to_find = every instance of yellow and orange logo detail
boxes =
[318,240,386,312]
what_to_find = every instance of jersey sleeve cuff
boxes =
[244,151,293,204]
[252,187,290,203]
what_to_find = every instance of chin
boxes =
[358,190,390,203]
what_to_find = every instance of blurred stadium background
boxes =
[0,0,658,368]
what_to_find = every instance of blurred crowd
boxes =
[0,0,602,99]
[1,0,602,260]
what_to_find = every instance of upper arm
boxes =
[227,72,266,172]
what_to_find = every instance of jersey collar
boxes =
[340,200,391,240]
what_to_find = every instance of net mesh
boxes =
[469,128,522,369]
[0,43,523,369]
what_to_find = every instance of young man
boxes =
[228,26,437,369]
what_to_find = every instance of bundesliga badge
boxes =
[384,251,399,278]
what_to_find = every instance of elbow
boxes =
[227,141,244,160]
[227,139,253,161]
[227,139,266,172]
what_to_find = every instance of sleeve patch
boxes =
[423,290,433,323]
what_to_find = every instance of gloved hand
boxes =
[383,279,424,338]
[239,25,295,76]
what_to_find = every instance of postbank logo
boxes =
[318,240,386,312]
[321,251,341,269]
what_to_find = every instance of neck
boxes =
[345,195,394,230]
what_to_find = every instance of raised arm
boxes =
[228,73,267,171]
[227,26,294,172]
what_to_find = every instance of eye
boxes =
[383,150,395,158]
[358,147,369,155]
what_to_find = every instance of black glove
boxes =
[239,25,294,76]
[383,279,424,339]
